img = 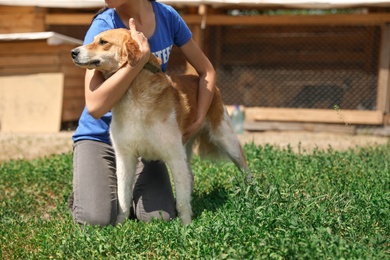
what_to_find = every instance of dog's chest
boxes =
[109,73,183,159]
[110,100,180,160]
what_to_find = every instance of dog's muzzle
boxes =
[70,47,100,67]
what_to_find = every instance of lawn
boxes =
[1,142,389,259]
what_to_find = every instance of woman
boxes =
[69,0,216,226]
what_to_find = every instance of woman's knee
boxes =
[68,191,117,227]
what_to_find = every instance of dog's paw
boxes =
[181,215,192,226]
[177,202,193,226]
[245,171,253,183]
[116,212,128,225]
[180,210,193,226]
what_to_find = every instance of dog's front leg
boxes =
[116,154,138,224]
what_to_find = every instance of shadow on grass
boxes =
[190,187,229,218]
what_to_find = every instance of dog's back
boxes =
[111,70,238,164]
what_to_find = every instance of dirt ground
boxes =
[0,131,74,162]
[0,130,389,162]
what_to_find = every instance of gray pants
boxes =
[69,140,177,226]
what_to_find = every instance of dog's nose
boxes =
[71,48,80,59]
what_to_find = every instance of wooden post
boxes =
[377,24,390,116]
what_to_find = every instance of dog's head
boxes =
[70,28,143,78]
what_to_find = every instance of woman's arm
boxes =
[179,38,216,143]
[85,62,146,119]
[85,19,151,119]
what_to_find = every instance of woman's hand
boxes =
[182,118,203,144]
[129,18,150,64]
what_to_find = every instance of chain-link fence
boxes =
[170,24,380,112]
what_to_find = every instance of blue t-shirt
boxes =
[73,2,192,144]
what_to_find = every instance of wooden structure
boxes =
[1,1,390,129]
[0,31,84,129]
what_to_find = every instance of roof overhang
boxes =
[0,32,83,45]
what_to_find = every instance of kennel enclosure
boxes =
[0,1,390,131]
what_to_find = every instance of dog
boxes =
[290,79,352,109]
[71,28,250,225]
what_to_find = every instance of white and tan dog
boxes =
[71,28,250,225]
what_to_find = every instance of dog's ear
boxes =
[123,38,142,67]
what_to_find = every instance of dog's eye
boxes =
[99,39,108,45]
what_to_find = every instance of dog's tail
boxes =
[194,108,251,177]
[195,133,229,161]
[195,131,252,180]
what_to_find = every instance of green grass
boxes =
[1,142,389,259]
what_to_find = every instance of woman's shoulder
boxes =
[91,8,116,25]
[84,9,122,44]
[94,7,115,18]
[152,1,180,17]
